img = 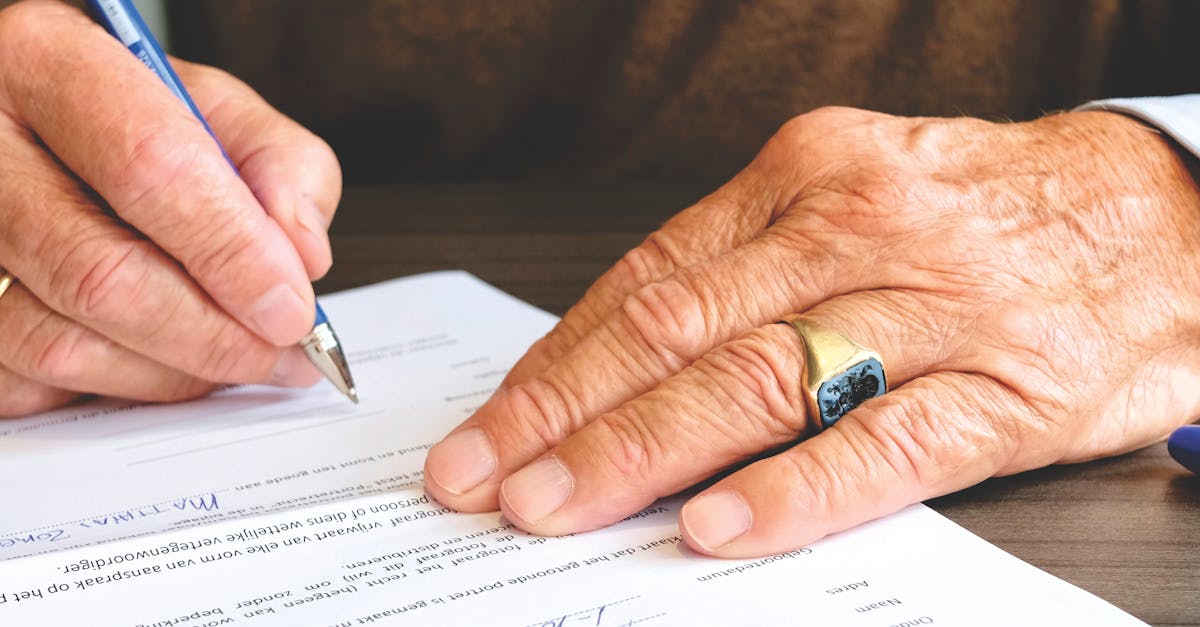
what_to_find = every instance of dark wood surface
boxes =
[318,183,1200,627]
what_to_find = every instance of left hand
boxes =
[424,107,1200,558]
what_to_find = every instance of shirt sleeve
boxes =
[1077,95,1200,161]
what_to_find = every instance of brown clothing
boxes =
[10,1,1200,183]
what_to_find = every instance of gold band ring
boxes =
[0,269,14,302]
[779,315,888,431]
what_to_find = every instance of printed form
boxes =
[0,272,1145,625]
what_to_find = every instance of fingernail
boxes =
[270,348,322,387]
[501,456,573,524]
[250,284,312,346]
[426,427,497,496]
[682,490,752,552]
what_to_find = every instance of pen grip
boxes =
[86,0,234,167]
[88,0,327,331]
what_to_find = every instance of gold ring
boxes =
[0,269,14,302]
[779,315,887,430]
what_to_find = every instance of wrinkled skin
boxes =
[3,0,1198,562]
[424,106,1200,558]
[0,0,341,416]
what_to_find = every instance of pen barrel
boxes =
[86,0,234,168]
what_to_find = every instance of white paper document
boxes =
[1,271,556,559]
[0,271,1145,625]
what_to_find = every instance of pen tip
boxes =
[348,388,359,405]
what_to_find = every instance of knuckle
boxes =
[184,214,265,284]
[612,231,682,290]
[27,323,88,385]
[981,305,1076,411]
[757,108,902,210]
[903,116,994,162]
[974,374,1055,461]
[852,378,1006,491]
[113,127,240,247]
[620,277,707,365]
[850,400,943,489]
[701,327,808,437]
[111,134,259,279]
[502,380,586,450]
[587,411,663,484]
[778,444,852,521]
[805,105,871,123]
[117,125,202,197]
[48,237,148,321]
[780,163,925,248]
[902,118,953,157]
[111,126,220,235]
[774,106,873,144]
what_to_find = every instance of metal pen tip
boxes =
[301,321,358,406]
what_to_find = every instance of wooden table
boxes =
[318,183,1200,627]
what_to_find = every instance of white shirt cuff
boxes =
[1077,95,1200,161]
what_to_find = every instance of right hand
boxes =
[0,0,343,417]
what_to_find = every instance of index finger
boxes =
[0,2,314,347]
[177,60,342,281]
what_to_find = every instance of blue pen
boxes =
[87,0,358,403]
[1169,425,1200,475]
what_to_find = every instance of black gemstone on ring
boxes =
[816,358,886,428]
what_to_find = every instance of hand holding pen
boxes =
[0,0,348,416]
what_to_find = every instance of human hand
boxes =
[0,0,342,416]
[425,105,1200,557]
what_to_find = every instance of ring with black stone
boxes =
[778,315,888,431]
